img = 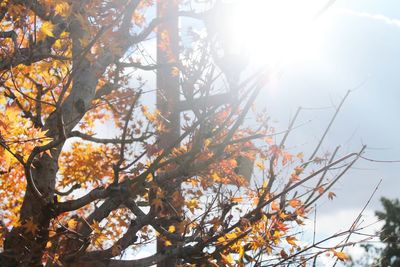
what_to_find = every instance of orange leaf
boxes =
[286,236,297,246]
[333,250,349,261]
[290,173,300,182]
[288,199,301,208]
[231,196,243,203]
[67,218,78,230]
[271,201,280,211]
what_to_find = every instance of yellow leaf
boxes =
[238,245,245,261]
[255,161,265,171]
[204,138,211,148]
[333,250,349,261]
[186,199,198,213]
[168,225,176,233]
[165,240,172,246]
[220,253,233,264]
[0,96,6,106]
[41,21,55,37]
[211,173,221,182]
[4,150,16,168]
[67,218,78,230]
[286,236,297,246]
[55,2,71,17]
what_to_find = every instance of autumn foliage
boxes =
[0,1,364,266]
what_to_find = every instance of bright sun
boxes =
[225,0,329,66]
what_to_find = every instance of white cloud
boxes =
[336,8,400,28]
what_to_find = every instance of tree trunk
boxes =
[2,153,58,266]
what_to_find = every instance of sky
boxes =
[255,0,400,220]
[244,0,400,264]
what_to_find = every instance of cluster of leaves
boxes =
[0,0,368,266]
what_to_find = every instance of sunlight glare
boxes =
[225,0,327,66]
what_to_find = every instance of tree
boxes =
[0,1,366,266]
[377,198,400,266]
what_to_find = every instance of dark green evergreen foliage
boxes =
[376,197,400,266]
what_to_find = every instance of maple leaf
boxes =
[54,2,71,17]
[231,196,243,203]
[22,217,39,235]
[67,218,78,230]
[265,137,273,144]
[269,145,281,158]
[297,152,304,160]
[288,199,301,208]
[282,152,293,166]
[41,21,55,37]
[186,199,198,213]
[315,186,324,194]
[271,201,280,211]
[290,173,300,182]
[333,250,349,261]
[328,191,336,200]
[280,249,288,259]
[294,166,304,175]
[220,253,234,265]
[238,245,245,261]
[286,236,297,246]
[211,173,221,182]
[255,161,265,171]
[168,225,175,233]
[91,220,107,248]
